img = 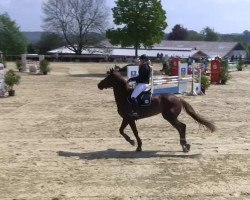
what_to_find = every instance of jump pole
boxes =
[152,62,189,94]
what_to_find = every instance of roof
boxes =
[48,47,110,55]
[48,46,206,58]
[111,48,206,58]
[48,40,245,59]
[153,41,241,58]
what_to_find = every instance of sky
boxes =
[0,0,250,34]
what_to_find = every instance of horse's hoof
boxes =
[182,144,191,153]
[136,147,142,152]
[129,140,135,146]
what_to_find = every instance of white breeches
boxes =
[131,83,149,98]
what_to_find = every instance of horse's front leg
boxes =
[129,120,142,152]
[119,118,135,146]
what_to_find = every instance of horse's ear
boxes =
[110,68,114,73]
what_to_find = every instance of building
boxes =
[48,40,247,61]
[154,41,247,59]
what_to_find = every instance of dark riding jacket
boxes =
[129,63,151,84]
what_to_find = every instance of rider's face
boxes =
[135,59,140,66]
[139,59,144,65]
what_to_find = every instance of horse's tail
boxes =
[180,98,216,132]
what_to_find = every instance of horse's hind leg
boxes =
[163,115,190,152]
[172,119,190,152]
[129,120,142,152]
[119,118,135,146]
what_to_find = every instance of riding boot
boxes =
[129,97,139,118]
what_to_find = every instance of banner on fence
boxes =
[0,63,4,97]
[127,65,139,79]
[178,63,188,93]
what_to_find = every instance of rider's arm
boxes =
[128,75,139,82]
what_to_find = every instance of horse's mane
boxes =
[113,71,126,81]
[112,71,132,92]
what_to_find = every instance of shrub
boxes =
[236,57,243,71]
[201,72,210,90]
[161,60,171,75]
[39,59,51,75]
[0,57,7,68]
[220,59,231,84]
[4,69,21,91]
[15,60,22,71]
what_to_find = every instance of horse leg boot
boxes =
[129,120,142,152]
[170,119,190,152]
[129,97,139,118]
[175,120,190,152]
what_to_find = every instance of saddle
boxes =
[127,89,152,106]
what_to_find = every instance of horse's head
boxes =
[98,68,121,90]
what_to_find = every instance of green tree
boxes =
[247,45,250,59]
[187,30,203,41]
[38,32,66,54]
[242,30,250,43]
[27,43,40,54]
[106,0,167,57]
[201,26,219,41]
[168,24,188,40]
[42,0,108,55]
[0,13,27,55]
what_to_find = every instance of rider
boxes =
[127,54,151,118]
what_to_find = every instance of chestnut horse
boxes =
[98,69,216,152]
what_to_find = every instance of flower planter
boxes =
[8,90,15,96]
[221,80,226,85]
[201,87,206,94]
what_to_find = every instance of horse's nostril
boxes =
[97,83,102,90]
